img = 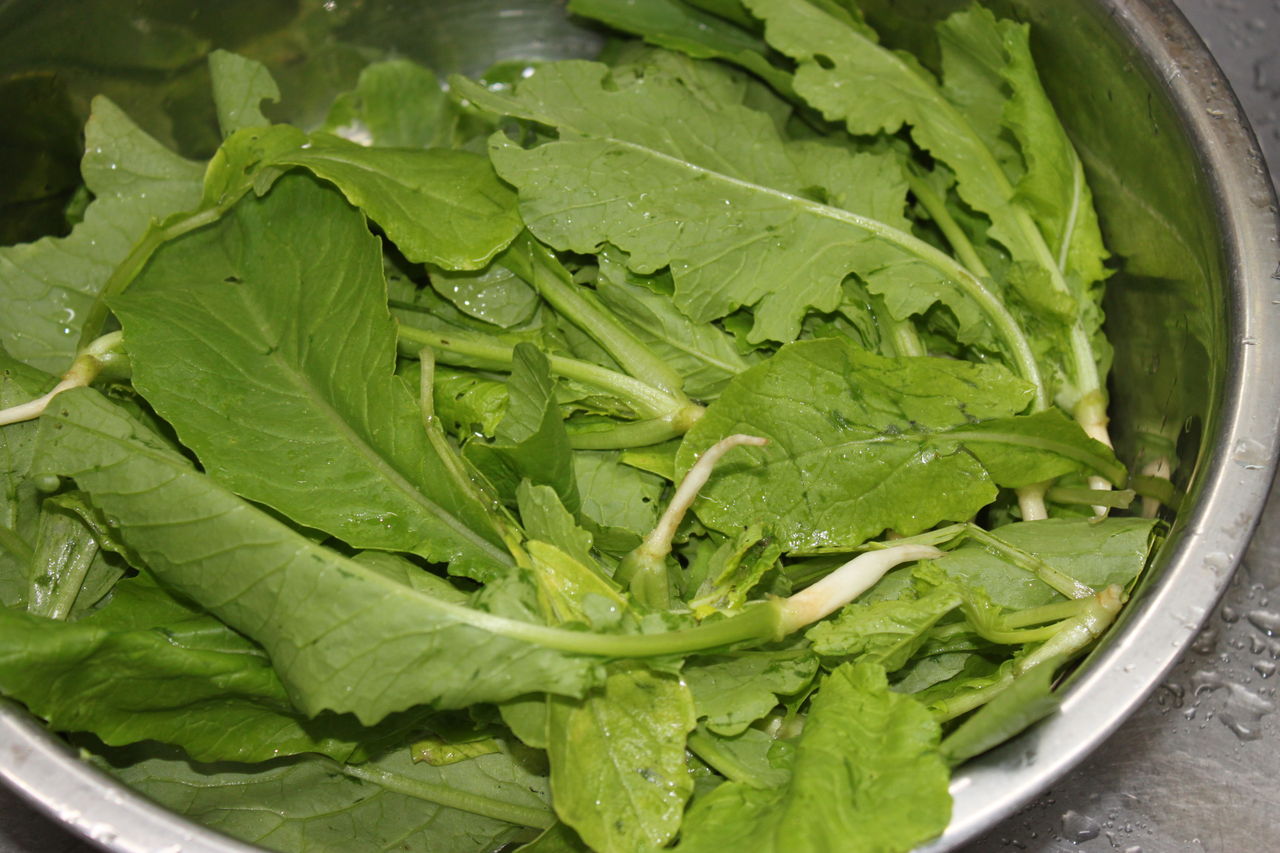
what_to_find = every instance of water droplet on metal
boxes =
[1060,810,1101,842]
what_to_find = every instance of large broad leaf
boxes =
[113,174,513,578]
[676,340,1118,551]
[939,7,1109,291]
[0,96,203,371]
[453,63,995,348]
[100,743,553,853]
[35,389,598,723]
[931,517,1158,609]
[0,573,418,763]
[673,662,950,853]
[547,664,697,853]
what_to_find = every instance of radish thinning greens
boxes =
[0,2,1166,851]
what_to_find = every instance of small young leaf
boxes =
[208,50,280,136]
[684,649,818,735]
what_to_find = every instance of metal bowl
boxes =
[2,0,1279,850]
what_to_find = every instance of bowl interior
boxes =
[1,1,1278,851]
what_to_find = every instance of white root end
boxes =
[0,332,123,427]
[1140,456,1172,519]
[1076,392,1116,518]
[782,543,945,630]
[645,433,767,553]
[1017,482,1050,522]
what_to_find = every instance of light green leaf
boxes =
[684,650,817,735]
[575,450,664,542]
[208,50,280,136]
[676,339,1039,551]
[517,481,596,570]
[807,584,963,670]
[674,662,950,853]
[595,249,753,400]
[324,59,462,149]
[101,743,552,853]
[431,262,541,328]
[746,0,1105,403]
[36,389,597,723]
[271,134,522,269]
[114,174,513,578]
[466,344,580,511]
[429,365,510,439]
[0,96,203,371]
[952,407,1127,487]
[548,664,696,853]
[931,517,1157,609]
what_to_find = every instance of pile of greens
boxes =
[0,1,1165,851]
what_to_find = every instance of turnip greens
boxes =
[0,2,1164,852]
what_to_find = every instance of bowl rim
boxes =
[3,0,1280,851]
[921,0,1280,847]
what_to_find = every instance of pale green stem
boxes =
[686,728,771,788]
[0,331,125,426]
[415,347,522,561]
[502,234,689,400]
[778,543,945,631]
[933,584,1124,722]
[615,434,768,606]
[908,174,993,281]
[338,761,554,829]
[963,525,1094,601]
[567,407,704,450]
[397,324,686,420]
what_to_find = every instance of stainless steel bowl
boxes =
[2,0,1278,850]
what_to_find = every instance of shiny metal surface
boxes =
[2,1,1279,851]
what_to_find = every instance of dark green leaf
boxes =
[99,743,552,853]
[940,654,1061,764]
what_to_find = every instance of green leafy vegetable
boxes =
[0,7,1165,853]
